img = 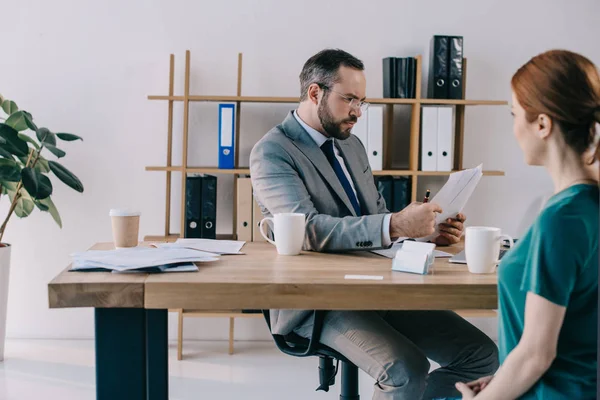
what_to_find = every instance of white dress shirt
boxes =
[293,110,392,246]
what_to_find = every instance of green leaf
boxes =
[38,197,62,228]
[0,123,30,157]
[0,158,22,182]
[48,161,83,192]
[5,111,36,132]
[56,133,82,142]
[44,143,65,158]
[17,133,40,150]
[7,186,35,218]
[1,100,18,115]
[23,111,37,131]
[34,199,49,212]
[36,128,57,146]
[1,181,17,195]
[34,154,50,173]
[21,167,53,199]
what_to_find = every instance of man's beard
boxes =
[317,96,357,140]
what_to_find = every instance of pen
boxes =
[423,189,431,203]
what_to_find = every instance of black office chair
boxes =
[263,310,360,400]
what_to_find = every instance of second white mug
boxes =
[465,226,514,274]
[259,213,306,256]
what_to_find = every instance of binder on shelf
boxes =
[383,57,417,99]
[185,174,217,239]
[375,176,393,210]
[407,58,417,99]
[235,177,253,241]
[352,111,369,151]
[420,106,438,171]
[382,57,397,98]
[429,35,449,99]
[252,196,266,242]
[448,36,464,99]
[395,58,409,98]
[367,105,384,171]
[218,103,236,169]
[436,106,454,171]
[392,177,411,212]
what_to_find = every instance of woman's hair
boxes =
[511,49,600,164]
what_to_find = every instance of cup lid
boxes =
[109,209,141,217]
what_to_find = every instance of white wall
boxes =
[1,0,598,341]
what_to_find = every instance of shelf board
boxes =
[147,166,504,177]
[148,95,507,106]
[146,166,183,172]
[419,99,507,106]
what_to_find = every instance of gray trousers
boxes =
[294,310,498,400]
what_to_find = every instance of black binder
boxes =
[375,176,394,211]
[392,177,411,212]
[185,174,217,239]
[429,35,450,99]
[382,57,397,98]
[448,36,464,99]
[395,58,410,98]
[407,58,417,99]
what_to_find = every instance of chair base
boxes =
[340,361,360,400]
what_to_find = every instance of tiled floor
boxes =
[0,339,385,400]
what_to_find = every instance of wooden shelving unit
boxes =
[144,51,507,356]
[145,51,506,240]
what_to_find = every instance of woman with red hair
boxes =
[455,49,599,399]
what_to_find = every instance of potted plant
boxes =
[0,93,84,360]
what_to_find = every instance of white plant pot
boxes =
[0,244,10,362]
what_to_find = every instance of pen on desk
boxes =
[423,189,431,203]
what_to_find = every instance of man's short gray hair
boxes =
[299,49,364,101]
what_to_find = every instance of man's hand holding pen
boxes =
[389,188,467,245]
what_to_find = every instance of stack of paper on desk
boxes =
[153,238,246,255]
[70,246,219,273]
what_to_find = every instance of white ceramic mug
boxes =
[259,213,306,255]
[465,226,514,274]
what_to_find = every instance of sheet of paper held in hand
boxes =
[419,164,484,242]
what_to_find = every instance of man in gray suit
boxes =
[250,49,498,400]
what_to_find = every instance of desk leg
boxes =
[146,309,168,400]
[95,308,147,400]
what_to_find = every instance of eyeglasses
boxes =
[318,84,370,112]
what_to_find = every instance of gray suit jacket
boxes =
[249,111,390,335]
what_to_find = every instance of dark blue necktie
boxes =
[321,140,361,216]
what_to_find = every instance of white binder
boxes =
[352,112,369,151]
[367,105,383,171]
[420,106,438,171]
[436,106,454,171]
[235,177,252,241]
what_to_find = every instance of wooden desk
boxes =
[48,242,498,400]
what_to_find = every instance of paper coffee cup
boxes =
[109,209,141,249]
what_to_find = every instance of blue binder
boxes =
[218,103,235,169]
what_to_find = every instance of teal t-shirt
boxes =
[498,184,598,399]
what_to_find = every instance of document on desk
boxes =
[419,164,483,242]
[70,247,219,272]
[158,238,246,255]
[371,243,453,259]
